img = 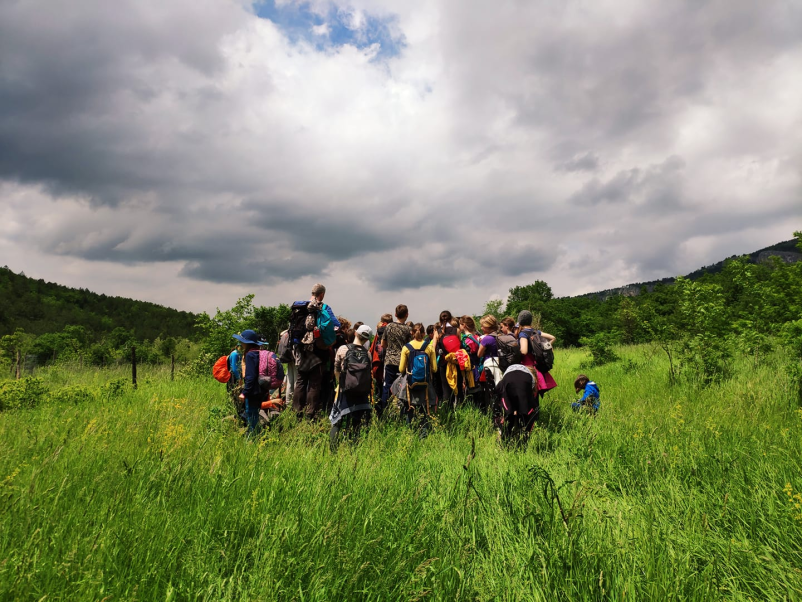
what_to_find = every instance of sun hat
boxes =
[232,329,265,345]
[356,324,373,341]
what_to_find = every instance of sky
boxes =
[0,0,800,323]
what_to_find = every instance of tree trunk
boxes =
[15,349,21,380]
[132,346,137,390]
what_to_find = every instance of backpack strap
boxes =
[420,340,429,353]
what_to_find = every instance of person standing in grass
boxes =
[330,325,374,451]
[477,315,502,384]
[516,310,558,399]
[293,283,340,420]
[572,374,600,413]
[380,304,411,418]
[227,344,244,421]
[398,323,437,438]
[232,329,267,435]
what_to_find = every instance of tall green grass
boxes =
[1,346,801,600]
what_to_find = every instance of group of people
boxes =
[222,283,601,448]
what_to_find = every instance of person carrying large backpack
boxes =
[398,323,437,438]
[329,325,374,451]
[516,310,558,399]
[289,283,340,420]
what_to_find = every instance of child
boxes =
[399,323,437,438]
[572,374,600,412]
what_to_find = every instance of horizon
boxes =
[1,0,801,321]
[2,234,796,319]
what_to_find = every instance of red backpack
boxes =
[441,334,461,354]
[212,356,231,383]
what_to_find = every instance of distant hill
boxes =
[580,239,801,301]
[0,266,198,341]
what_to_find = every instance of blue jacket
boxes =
[242,348,262,402]
[577,381,600,409]
[228,350,241,381]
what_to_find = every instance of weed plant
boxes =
[1,346,801,600]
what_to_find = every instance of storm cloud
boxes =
[1,0,800,319]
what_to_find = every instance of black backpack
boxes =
[522,328,554,373]
[496,333,522,371]
[277,331,293,364]
[341,344,372,395]
[289,301,316,347]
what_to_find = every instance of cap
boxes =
[356,324,373,340]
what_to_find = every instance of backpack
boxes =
[341,344,372,395]
[496,333,522,371]
[521,328,554,373]
[441,334,461,354]
[258,350,285,390]
[461,334,480,356]
[277,331,293,364]
[369,327,386,380]
[315,303,336,348]
[289,301,314,347]
[406,341,432,388]
[212,355,231,383]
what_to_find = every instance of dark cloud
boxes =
[569,156,685,212]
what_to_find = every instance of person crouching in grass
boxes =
[572,374,600,413]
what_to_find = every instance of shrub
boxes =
[179,352,218,379]
[579,333,619,366]
[100,378,129,401]
[52,385,97,406]
[0,377,47,411]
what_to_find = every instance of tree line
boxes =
[2,233,801,391]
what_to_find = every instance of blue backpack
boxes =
[406,341,431,388]
[316,303,336,347]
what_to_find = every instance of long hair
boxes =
[480,315,498,332]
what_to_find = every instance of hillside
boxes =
[0,266,197,341]
[580,239,801,301]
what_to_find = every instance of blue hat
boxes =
[232,329,265,346]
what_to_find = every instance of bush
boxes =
[0,377,47,411]
[99,378,129,401]
[579,333,619,366]
[179,352,218,379]
[52,385,97,406]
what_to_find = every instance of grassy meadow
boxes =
[1,345,801,601]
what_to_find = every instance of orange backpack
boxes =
[212,355,231,383]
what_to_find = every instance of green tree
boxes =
[0,328,34,379]
[253,303,292,349]
[195,295,257,360]
[506,281,553,318]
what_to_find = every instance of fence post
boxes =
[15,349,21,380]
[132,346,137,390]
[171,354,175,381]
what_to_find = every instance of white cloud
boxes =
[1,0,800,325]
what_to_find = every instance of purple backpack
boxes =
[258,350,285,390]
